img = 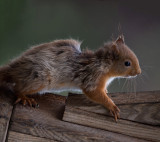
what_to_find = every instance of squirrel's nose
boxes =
[137,69,141,75]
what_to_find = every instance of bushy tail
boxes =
[0,65,12,88]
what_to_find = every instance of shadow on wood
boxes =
[0,88,15,142]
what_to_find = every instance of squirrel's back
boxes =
[23,39,81,56]
[0,39,82,92]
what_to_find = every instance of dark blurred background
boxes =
[0,0,160,93]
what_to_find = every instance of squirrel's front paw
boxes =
[108,103,120,122]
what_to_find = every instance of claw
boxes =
[108,104,120,122]
[36,103,39,108]
[14,96,39,108]
[14,98,21,105]
[113,112,117,122]
[23,99,26,106]
[117,112,120,119]
[28,100,32,107]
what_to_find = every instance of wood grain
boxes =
[63,106,160,142]
[67,92,160,125]
[108,90,160,104]
[0,88,14,142]
[10,93,148,142]
[69,90,160,105]
[8,131,57,142]
[1,87,158,142]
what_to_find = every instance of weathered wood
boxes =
[8,131,57,142]
[69,90,160,105]
[67,92,160,125]
[0,88,14,142]
[10,93,148,142]
[63,106,160,142]
[109,90,160,104]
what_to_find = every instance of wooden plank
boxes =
[0,88,15,142]
[69,90,160,105]
[77,103,160,126]
[67,92,160,126]
[108,90,160,104]
[7,131,57,142]
[63,106,160,142]
[9,93,148,142]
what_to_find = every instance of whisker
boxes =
[125,78,129,93]
[141,65,153,69]
[128,78,133,101]
[128,78,131,93]
[134,78,137,93]
[126,78,130,93]
[122,78,128,92]
[117,77,121,86]
[131,78,134,93]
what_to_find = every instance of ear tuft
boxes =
[116,35,124,44]
[111,43,119,57]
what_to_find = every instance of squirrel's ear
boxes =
[111,43,119,56]
[116,35,124,44]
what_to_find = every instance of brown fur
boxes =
[0,36,141,121]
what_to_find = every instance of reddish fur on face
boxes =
[111,41,141,77]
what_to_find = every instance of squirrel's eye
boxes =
[124,61,131,66]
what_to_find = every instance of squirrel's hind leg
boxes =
[14,85,45,107]
[14,95,38,107]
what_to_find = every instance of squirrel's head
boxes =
[110,35,141,78]
[96,35,141,78]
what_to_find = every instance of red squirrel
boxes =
[0,35,141,121]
